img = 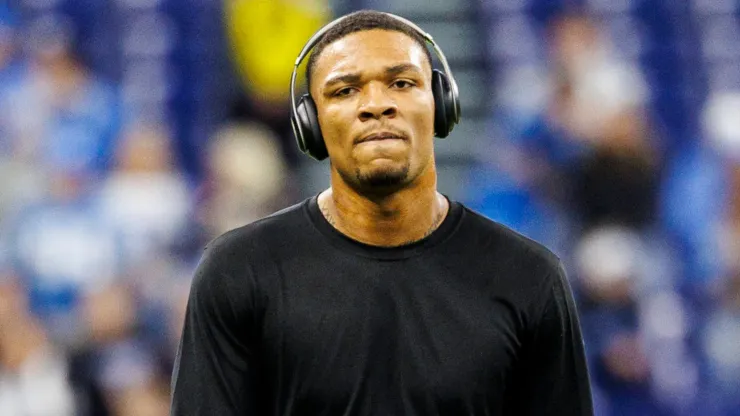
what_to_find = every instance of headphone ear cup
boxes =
[296,94,329,160]
[431,69,453,138]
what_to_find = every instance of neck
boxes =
[319,164,448,247]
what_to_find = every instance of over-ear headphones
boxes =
[289,12,461,161]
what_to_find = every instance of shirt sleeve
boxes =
[170,237,261,415]
[508,261,594,415]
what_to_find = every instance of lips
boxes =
[357,132,405,144]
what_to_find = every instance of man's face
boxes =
[310,30,436,193]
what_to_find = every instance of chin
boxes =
[355,162,411,190]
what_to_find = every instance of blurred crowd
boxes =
[0,4,298,414]
[467,8,740,416]
[0,1,738,415]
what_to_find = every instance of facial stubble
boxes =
[335,157,411,192]
[356,162,410,188]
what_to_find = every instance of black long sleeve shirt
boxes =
[171,196,593,415]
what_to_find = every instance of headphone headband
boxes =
[289,12,460,146]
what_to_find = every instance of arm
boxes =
[170,237,261,415]
[509,262,594,415]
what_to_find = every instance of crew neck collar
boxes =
[305,193,463,260]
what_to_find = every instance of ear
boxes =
[295,94,329,160]
[431,69,454,138]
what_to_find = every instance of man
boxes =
[171,10,593,415]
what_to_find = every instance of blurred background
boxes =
[0,0,738,414]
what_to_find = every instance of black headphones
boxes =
[289,12,461,161]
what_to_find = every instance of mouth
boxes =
[357,131,406,144]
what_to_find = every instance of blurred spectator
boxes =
[225,0,330,167]
[196,121,290,239]
[662,91,740,415]
[2,170,125,348]
[226,0,329,106]
[662,92,740,294]
[94,340,170,416]
[97,122,192,264]
[2,14,122,177]
[0,273,76,416]
[573,225,697,416]
[571,107,660,230]
[516,12,651,210]
[545,12,648,147]
[469,11,656,252]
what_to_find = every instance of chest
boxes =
[257,258,524,405]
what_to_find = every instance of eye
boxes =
[391,80,415,89]
[334,87,357,97]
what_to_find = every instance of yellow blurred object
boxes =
[226,0,330,104]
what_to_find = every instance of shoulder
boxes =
[456,204,571,327]
[192,198,311,287]
[458,203,562,277]
[205,198,311,257]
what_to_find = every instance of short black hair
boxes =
[305,10,434,93]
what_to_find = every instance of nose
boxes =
[358,83,397,122]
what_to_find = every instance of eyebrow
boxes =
[323,63,423,90]
[384,63,422,77]
[323,73,361,90]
